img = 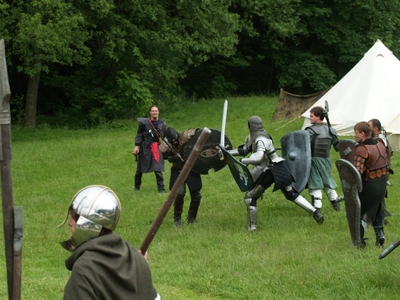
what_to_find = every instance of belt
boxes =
[366,167,387,180]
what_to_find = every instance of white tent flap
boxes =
[301,40,400,149]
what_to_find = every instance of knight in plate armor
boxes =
[229,116,324,232]
[305,106,342,212]
[354,121,390,247]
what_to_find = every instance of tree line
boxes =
[1,0,400,128]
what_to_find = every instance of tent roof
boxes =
[301,39,400,134]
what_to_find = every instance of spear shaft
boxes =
[379,237,400,259]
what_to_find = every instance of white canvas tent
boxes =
[301,39,400,150]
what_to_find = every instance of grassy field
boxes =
[0,96,399,299]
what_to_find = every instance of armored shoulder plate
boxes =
[329,126,338,136]
[254,132,274,153]
[355,144,369,159]
[179,128,197,145]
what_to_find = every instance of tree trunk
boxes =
[24,72,40,128]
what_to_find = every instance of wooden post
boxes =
[0,39,20,300]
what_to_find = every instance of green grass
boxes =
[1,96,399,299]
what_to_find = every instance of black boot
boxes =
[187,199,201,223]
[330,200,342,212]
[312,210,324,225]
[155,171,165,193]
[359,224,367,249]
[134,171,142,190]
[374,227,385,247]
[174,195,184,227]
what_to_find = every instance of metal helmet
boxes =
[166,127,179,144]
[248,116,266,142]
[57,185,121,252]
[248,116,263,132]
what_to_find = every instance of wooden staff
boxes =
[0,39,21,300]
[140,127,211,253]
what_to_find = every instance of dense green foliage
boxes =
[1,1,400,127]
[0,96,400,299]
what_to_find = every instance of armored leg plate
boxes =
[247,206,257,232]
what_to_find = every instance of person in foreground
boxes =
[228,116,324,232]
[160,127,203,227]
[353,122,389,247]
[133,105,167,193]
[57,185,161,299]
[305,106,342,212]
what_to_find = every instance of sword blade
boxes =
[220,100,228,146]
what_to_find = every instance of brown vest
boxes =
[354,141,388,180]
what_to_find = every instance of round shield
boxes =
[183,128,232,174]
